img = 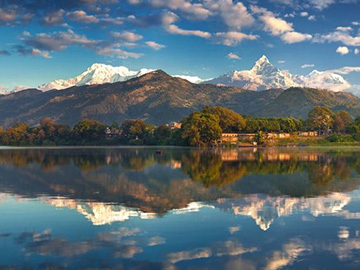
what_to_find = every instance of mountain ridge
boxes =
[206,55,351,93]
[0,70,360,127]
[1,56,356,96]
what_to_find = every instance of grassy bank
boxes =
[265,135,360,147]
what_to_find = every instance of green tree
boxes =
[72,119,106,144]
[120,119,155,145]
[254,131,264,145]
[308,106,334,135]
[333,110,352,133]
[55,124,71,145]
[3,123,30,145]
[154,124,172,145]
[181,112,222,146]
[202,106,246,133]
[244,119,260,133]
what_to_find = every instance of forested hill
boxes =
[0,70,360,127]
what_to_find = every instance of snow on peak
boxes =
[308,70,323,77]
[174,75,207,84]
[207,55,296,90]
[255,55,270,66]
[38,64,154,91]
[206,55,352,93]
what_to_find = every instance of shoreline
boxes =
[2,144,360,150]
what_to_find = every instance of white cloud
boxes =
[96,46,142,59]
[111,31,143,42]
[313,31,360,46]
[161,12,179,25]
[251,6,293,36]
[31,48,51,58]
[21,30,96,52]
[145,41,165,50]
[251,5,312,44]
[214,31,258,46]
[281,31,312,43]
[301,64,315,68]
[67,10,99,24]
[165,24,211,38]
[336,46,350,55]
[149,0,211,20]
[328,66,360,74]
[300,11,309,17]
[336,26,353,32]
[308,15,316,21]
[42,9,66,26]
[0,8,17,22]
[284,13,295,18]
[227,52,241,59]
[208,0,255,30]
[263,16,293,36]
[278,60,285,64]
[355,48,360,55]
[309,0,336,10]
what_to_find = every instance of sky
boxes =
[0,0,360,91]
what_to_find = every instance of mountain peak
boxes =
[308,70,323,77]
[258,55,270,63]
[253,55,271,66]
[250,55,279,75]
[38,64,153,91]
[88,63,110,70]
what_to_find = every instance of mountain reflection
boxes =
[1,147,360,228]
[3,148,360,269]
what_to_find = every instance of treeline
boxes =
[0,148,358,193]
[0,106,359,146]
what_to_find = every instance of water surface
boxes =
[1,147,360,269]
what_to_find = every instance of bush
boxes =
[327,134,354,143]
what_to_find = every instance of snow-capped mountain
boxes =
[37,63,208,91]
[2,57,356,95]
[39,63,154,91]
[206,55,352,92]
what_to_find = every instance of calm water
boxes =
[1,147,360,269]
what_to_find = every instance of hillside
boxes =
[256,87,360,118]
[0,71,360,127]
[0,70,274,127]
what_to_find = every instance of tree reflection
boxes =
[1,148,360,213]
[181,150,247,187]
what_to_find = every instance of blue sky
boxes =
[0,0,360,91]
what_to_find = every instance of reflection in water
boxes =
[1,147,360,269]
[215,193,350,231]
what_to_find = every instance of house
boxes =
[168,122,182,130]
[220,133,256,144]
[266,132,291,139]
[105,127,121,138]
[298,131,318,137]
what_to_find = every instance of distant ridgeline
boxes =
[0,106,359,147]
[1,69,360,128]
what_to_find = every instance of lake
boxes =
[1,147,360,269]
